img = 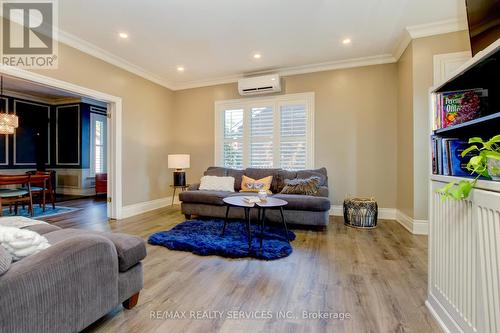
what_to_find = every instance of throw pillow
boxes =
[240,175,273,194]
[0,226,51,261]
[280,176,321,195]
[199,176,235,192]
[0,245,11,276]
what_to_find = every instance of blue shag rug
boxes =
[148,219,296,260]
[1,205,80,218]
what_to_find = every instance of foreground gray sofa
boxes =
[180,167,331,227]
[0,223,146,333]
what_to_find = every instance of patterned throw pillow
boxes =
[280,176,321,195]
[240,175,273,194]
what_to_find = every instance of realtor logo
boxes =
[0,0,58,68]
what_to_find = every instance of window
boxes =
[215,93,314,170]
[90,113,107,176]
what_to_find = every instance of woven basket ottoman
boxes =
[343,197,378,229]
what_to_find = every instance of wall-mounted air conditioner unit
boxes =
[238,74,281,96]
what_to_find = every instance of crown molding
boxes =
[393,30,412,61]
[391,18,468,61]
[406,17,468,39]
[52,17,467,91]
[172,54,396,90]
[56,29,175,90]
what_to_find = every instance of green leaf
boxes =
[437,182,455,193]
[487,134,500,144]
[485,151,500,160]
[458,181,473,198]
[469,137,484,144]
[461,145,479,157]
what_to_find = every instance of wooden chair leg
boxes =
[42,190,46,212]
[28,191,33,217]
[122,292,140,309]
[51,190,56,209]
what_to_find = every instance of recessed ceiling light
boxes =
[342,38,351,45]
[177,66,185,72]
[253,53,262,59]
[119,32,129,39]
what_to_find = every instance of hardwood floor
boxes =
[40,199,440,333]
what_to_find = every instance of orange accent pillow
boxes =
[239,175,273,194]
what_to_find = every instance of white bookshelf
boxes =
[427,38,500,333]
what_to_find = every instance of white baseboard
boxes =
[425,294,462,333]
[329,205,397,220]
[121,196,172,219]
[57,187,95,196]
[395,210,429,235]
[330,205,428,235]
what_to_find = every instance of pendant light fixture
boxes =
[0,76,18,135]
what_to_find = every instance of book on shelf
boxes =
[431,137,478,177]
[433,88,488,130]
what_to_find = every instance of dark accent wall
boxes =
[0,96,107,169]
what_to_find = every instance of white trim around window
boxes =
[214,92,315,170]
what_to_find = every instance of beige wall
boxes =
[396,44,414,218]
[20,31,468,217]
[411,31,470,220]
[33,43,175,206]
[173,65,399,208]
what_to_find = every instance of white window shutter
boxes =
[217,93,314,170]
[280,104,307,170]
[250,106,273,168]
[223,109,244,168]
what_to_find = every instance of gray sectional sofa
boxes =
[0,223,146,333]
[179,167,331,227]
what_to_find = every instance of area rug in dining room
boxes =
[1,206,80,218]
[148,219,296,260]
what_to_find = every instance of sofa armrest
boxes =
[317,186,329,198]
[0,235,119,333]
[188,183,200,191]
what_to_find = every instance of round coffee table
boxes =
[222,196,289,250]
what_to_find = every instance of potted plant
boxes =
[438,134,500,200]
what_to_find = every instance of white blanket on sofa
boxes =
[0,226,50,261]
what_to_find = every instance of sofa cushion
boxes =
[244,168,281,193]
[240,175,273,194]
[44,229,146,272]
[179,190,233,206]
[199,176,235,192]
[280,176,321,196]
[99,232,146,272]
[22,224,61,235]
[275,170,297,192]
[296,168,328,186]
[272,194,331,212]
[204,167,227,177]
[204,167,244,191]
[226,169,244,190]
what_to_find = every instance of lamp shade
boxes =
[168,154,190,169]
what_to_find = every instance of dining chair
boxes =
[0,174,33,216]
[26,171,56,211]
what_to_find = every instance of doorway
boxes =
[0,66,122,219]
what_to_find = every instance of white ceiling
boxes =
[57,0,468,90]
